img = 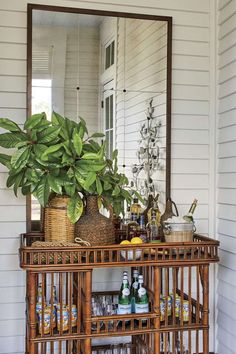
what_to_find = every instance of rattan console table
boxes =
[20,233,219,354]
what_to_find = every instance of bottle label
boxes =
[135,303,149,313]
[122,288,130,296]
[117,303,131,315]
[132,281,138,289]
[138,287,146,296]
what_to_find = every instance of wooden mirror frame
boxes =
[26,3,172,231]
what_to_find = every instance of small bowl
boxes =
[120,249,142,260]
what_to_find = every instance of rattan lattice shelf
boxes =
[21,233,219,354]
[20,233,219,270]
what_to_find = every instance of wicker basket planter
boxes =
[75,195,115,246]
[44,195,75,243]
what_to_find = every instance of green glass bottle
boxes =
[183,199,198,223]
[131,269,139,312]
[117,275,131,315]
[134,275,149,314]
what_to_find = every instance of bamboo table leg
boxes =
[28,272,37,354]
[84,270,92,353]
[202,265,209,354]
[154,266,161,354]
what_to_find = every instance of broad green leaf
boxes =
[112,149,118,160]
[88,139,100,152]
[62,141,73,156]
[67,194,83,223]
[79,116,88,134]
[24,113,46,130]
[0,118,21,132]
[42,144,63,159]
[84,171,96,191]
[98,142,106,160]
[64,180,76,197]
[37,126,61,144]
[51,111,64,126]
[76,160,106,172]
[7,170,23,188]
[21,185,31,196]
[62,152,74,165]
[104,181,112,191]
[90,132,105,138]
[82,152,100,160]
[48,174,62,194]
[74,168,86,185]
[13,169,25,196]
[96,177,103,195]
[0,153,11,169]
[0,132,27,148]
[72,131,82,156]
[121,189,132,203]
[11,146,30,170]
[112,185,120,197]
[33,143,48,158]
[33,176,50,207]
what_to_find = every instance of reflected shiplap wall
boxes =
[217,0,236,353]
[0,0,214,353]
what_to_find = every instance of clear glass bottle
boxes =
[183,199,198,223]
[147,210,160,242]
[134,275,149,314]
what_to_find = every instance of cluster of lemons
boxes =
[120,237,143,245]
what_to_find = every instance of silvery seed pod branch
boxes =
[132,99,162,201]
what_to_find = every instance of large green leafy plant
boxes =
[0,112,137,223]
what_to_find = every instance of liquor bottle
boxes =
[131,269,139,312]
[147,210,160,242]
[183,199,198,223]
[117,275,132,315]
[134,275,149,314]
[142,194,154,225]
[139,213,147,242]
[147,197,161,226]
[130,198,142,223]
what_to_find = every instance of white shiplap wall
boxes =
[217,0,236,353]
[0,0,215,352]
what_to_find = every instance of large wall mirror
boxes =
[27,4,172,229]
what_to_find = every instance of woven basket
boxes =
[44,195,75,243]
[75,195,115,246]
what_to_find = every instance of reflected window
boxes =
[104,93,114,159]
[32,79,52,118]
[105,40,115,69]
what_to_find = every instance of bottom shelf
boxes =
[27,330,211,354]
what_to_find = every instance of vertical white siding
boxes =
[0,0,214,352]
[217,0,236,353]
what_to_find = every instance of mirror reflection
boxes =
[30,7,171,224]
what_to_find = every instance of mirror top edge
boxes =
[27,3,172,23]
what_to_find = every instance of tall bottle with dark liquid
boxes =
[183,199,198,222]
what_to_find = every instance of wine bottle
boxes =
[117,275,131,315]
[134,275,149,314]
[183,199,198,222]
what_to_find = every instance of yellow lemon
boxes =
[130,237,143,244]
[120,240,131,245]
